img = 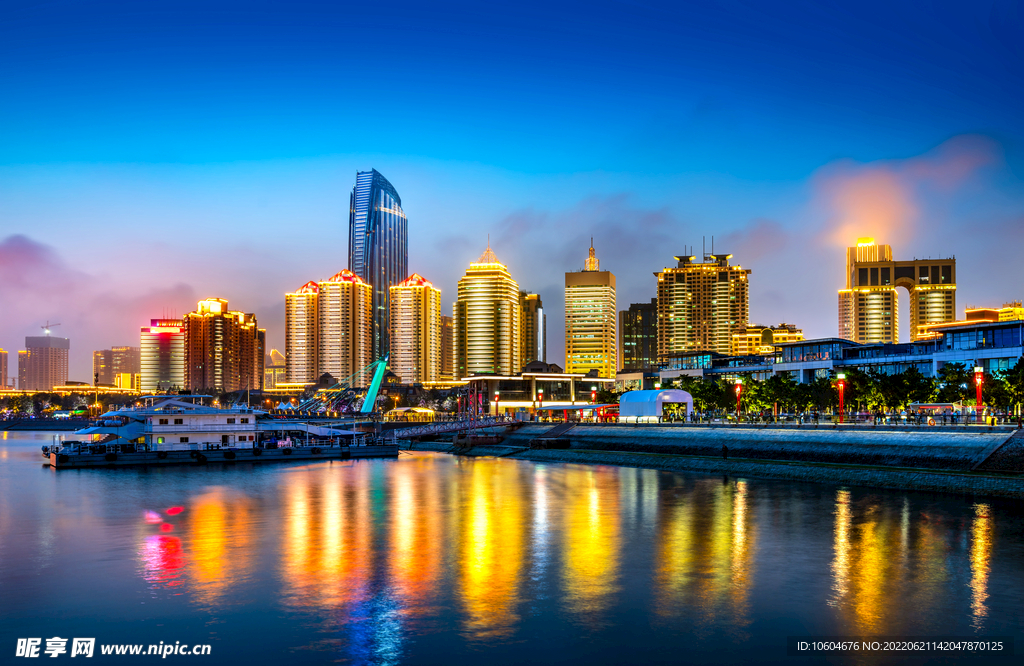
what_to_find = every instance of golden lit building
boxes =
[264,349,287,389]
[389,273,442,384]
[140,319,185,393]
[20,335,70,391]
[565,242,616,378]
[317,270,373,387]
[0,349,7,389]
[183,299,265,393]
[838,238,956,343]
[730,323,804,356]
[92,346,140,386]
[656,253,750,357]
[440,315,454,382]
[454,245,521,378]
[519,292,546,365]
[918,301,1024,340]
[285,281,319,383]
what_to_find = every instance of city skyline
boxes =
[2,2,1024,381]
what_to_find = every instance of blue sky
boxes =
[1,0,1023,380]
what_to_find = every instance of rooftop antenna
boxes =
[703,236,706,262]
[41,321,61,335]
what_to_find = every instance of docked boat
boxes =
[43,396,399,469]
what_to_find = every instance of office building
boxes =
[19,335,70,391]
[0,349,8,389]
[140,319,185,393]
[317,270,373,387]
[837,238,956,344]
[93,346,140,386]
[285,281,319,383]
[183,299,265,393]
[918,301,1024,340]
[730,323,804,356]
[348,169,408,362]
[264,349,287,389]
[440,315,454,382]
[520,292,546,366]
[454,244,521,378]
[389,273,442,384]
[619,298,658,371]
[565,241,617,378]
[656,252,750,358]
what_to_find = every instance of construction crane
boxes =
[40,321,61,335]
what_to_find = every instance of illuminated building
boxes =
[348,169,408,361]
[440,315,454,382]
[619,298,658,371]
[0,349,8,389]
[454,244,521,378]
[20,335,70,391]
[93,346,140,385]
[918,301,1024,340]
[183,299,266,393]
[520,292,546,365]
[285,281,319,383]
[837,238,956,344]
[140,319,185,393]
[317,270,373,387]
[389,273,442,384]
[565,241,616,378]
[656,252,750,357]
[264,349,287,389]
[730,323,803,356]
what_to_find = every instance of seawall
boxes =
[410,424,1024,499]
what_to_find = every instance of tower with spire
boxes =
[565,238,617,378]
[452,240,522,378]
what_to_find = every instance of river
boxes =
[1,431,1021,664]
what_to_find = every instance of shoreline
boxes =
[409,427,1024,499]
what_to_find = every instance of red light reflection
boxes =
[160,523,174,532]
[166,507,184,516]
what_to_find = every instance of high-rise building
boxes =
[440,315,454,382]
[730,323,804,356]
[656,253,751,357]
[183,299,265,393]
[0,349,8,389]
[619,298,658,371]
[520,292,546,366]
[20,335,70,391]
[389,273,442,384]
[454,245,521,378]
[285,281,319,383]
[837,238,956,344]
[317,270,373,387]
[141,319,185,393]
[264,349,287,389]
[565,242,617,378]
[93,347,140,385]
[348,169,408,362]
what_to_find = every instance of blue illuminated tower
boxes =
[348,169,408,361]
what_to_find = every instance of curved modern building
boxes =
[348,169,408,362]
[453,245,521,378]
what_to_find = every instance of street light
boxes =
[494,390,500,416]
[590,385,597,404]
[836,373,846,424]
[734,378,743,421]
[974,366,984,423]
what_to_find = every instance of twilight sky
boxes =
[1,0,1023,382]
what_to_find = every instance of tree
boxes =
[807,376,837,411]
[902,367,934,407]
[935,362,971,404]
[761,373,795,413]
[1003,356,1024,416]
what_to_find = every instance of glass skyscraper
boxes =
[348,169,408,361]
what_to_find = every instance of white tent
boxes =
[618,389,693,422]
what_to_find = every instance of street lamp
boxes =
[836,373,846,424]
[974,366,984,423]
[590,385,597,404]
[494,390,500,416]
[734,378,743,421]
[537,388,544,410]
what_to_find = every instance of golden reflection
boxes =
[562,466,621,619]
[830,489,852,606]
[655,479,756,634]
[459,460,526,640]
[280,465,373,609]
[187,487,254,606]
[969,503,992,632]
[389,455,442,617]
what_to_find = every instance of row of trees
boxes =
[660,359,1024,414]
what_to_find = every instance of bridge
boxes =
[389,415,516,439]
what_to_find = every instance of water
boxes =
[1,431,1022,665]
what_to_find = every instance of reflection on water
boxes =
[2,437,1023,665]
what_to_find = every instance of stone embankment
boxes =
[409,423,1024,499]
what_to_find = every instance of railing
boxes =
[392,415,514,438]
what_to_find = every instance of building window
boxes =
[174,418,183,425]
[241,418,249,424]
[227,418,235,424]
[180,437,189,443]
[158,418,168,425]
